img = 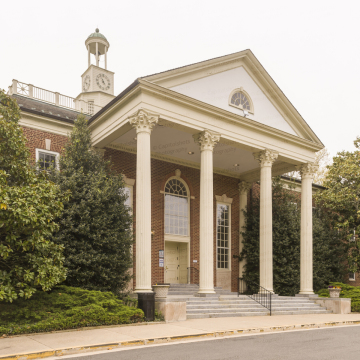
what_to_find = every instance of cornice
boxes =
[19,112,73,136]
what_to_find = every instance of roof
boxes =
[12,94,89,123]
[87,28,107,41]
[281,175,325,190]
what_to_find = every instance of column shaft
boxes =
[96,42,99,66]
[199,149,215,293]
[88,45,90,67]
[135,131,152,292]
[299,163,317,295]
[129,109,159,293]
[254,149,278,293]
[259,165,273,292]
[105,47,107,70]
[194,130,220,294]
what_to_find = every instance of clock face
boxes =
[96,73,111,91]
[83,75,91,91]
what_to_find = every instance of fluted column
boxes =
[239,181,251,280]
[129,109,159,293]
[193,130,220,294]
[253,149,278,292]
[299,163,318,295]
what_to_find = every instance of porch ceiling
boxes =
[109,123,296,181]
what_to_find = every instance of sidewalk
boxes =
[2,314,360,360]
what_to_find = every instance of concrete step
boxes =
[187,304,265,310]
[271,309,332,315]
[187,312,270,319]
[187,307,268,314]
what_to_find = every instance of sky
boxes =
[1,0,359,159]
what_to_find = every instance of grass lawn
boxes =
[317,282,360,312]
[0,285,144,336]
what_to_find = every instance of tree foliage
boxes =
[316,138,360,273]
[50,114,133,294]
[239,178,346,296]
[0,90,68,302]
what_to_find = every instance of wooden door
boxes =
[165,242,179,283]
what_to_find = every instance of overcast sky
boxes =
[1,0,359,159]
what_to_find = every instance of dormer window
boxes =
[229,88,254,114]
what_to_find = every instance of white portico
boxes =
[87,49,323,296]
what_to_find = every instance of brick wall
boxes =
[22,126,68,161]
[105,147,241,292]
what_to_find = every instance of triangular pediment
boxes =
[143,50,322,144]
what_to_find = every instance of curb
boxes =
[2,320,360,360]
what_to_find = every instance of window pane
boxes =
[164,179,189,236]
[216,203,230,269]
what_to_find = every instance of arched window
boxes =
[164,178,189,236]
[229,88,253,113]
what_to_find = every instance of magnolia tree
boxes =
[316,138,360,273]
[49,115,133,294]
[0,90,68,302]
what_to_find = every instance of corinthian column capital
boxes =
[253,149,279,167]
[129,109,159,134]
[239,181,251,195]
[193,130,220,151]
[298,162,319,179]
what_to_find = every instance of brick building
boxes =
[9,29,324,295]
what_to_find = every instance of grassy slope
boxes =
[0,285,144,335]
[317,282,360,312]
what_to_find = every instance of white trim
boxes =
[164,234,190,243]
[215,194,233,204]
[35,148,60,170]
[349,272,356,281]
[228,88,254,114]
[164,176,191,237]
[216,201,232,270]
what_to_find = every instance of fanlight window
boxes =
[230,91,251,111]
[164,179,189,236]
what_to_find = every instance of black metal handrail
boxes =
[238,278,272,315]
[187,267,199,284]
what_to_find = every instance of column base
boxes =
[134,288,153,293]
[298,290,315,295]
[197,289,216,295]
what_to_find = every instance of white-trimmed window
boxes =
[164,178,189,236]
[229,88,254,114]
[349,272,356,281]
[216,199,232,270]
[35,148,59,171]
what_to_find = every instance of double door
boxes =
[165,242,187,284]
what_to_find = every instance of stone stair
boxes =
[167,284,331,319]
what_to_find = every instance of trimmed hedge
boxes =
[317,282,360,312]
[0,286,144,335]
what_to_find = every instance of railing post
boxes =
[55,92,60,106]
[28,84,34,98]
[12,80,18,95]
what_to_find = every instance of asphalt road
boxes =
[67,326,360,360]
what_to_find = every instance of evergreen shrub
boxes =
[239,178,347,296]
[0,285,144,335]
